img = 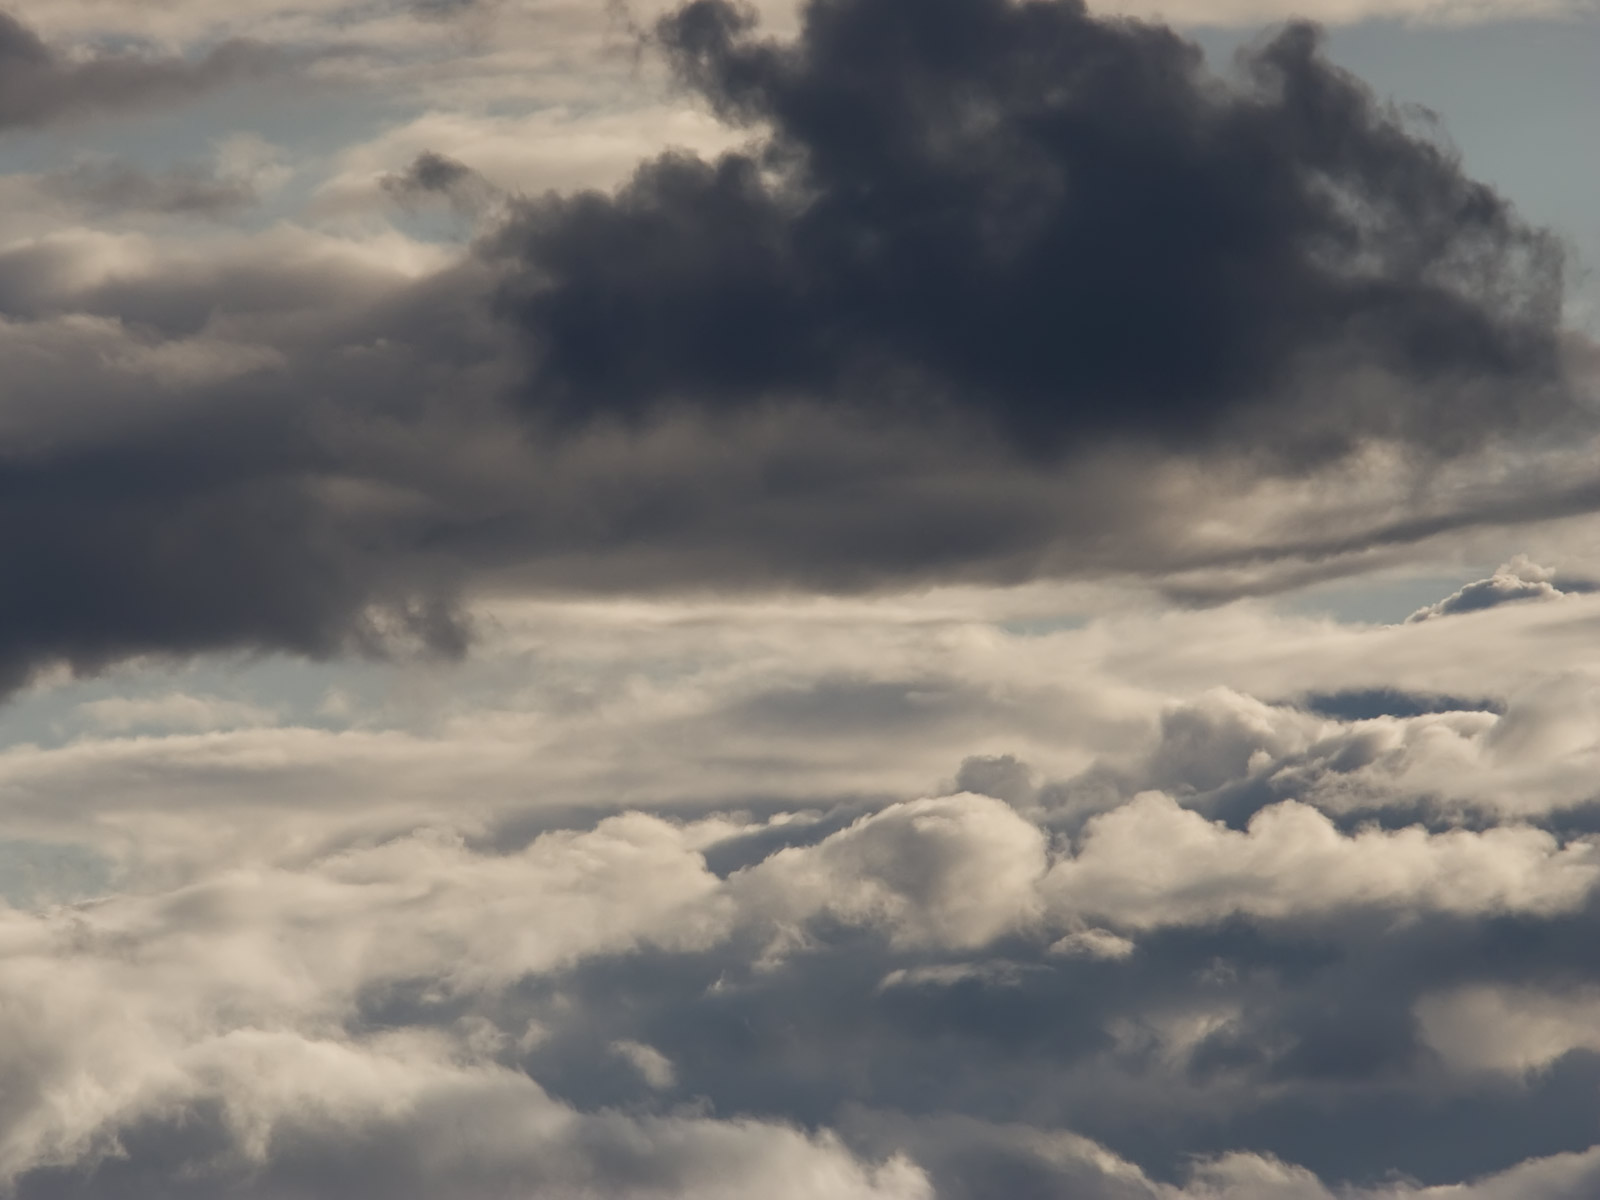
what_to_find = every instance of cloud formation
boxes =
[3,587,1600,1194]
[498,0,1573,460]
[5,0,1600,1196]
[0,0,1588,697]
[0,9,287,130]
[1406,555,1597,622]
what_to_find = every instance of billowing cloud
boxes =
[3,589,1600,1192]
[1406,555,1597,622]
[4,0,1600,1189]
[0,0,1591,696]
[497,0,1574,462]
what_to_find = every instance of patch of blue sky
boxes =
[1274,568,1490,624]
[0,653,401,752]
[0,838,114,908]
[0,78,407,231]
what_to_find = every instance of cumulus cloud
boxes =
[1046,791,1600,927]
[497,0,1573,461]
[736,792,1050,949]
[6,0,1600,1192]
[380,150,503,220]
[1406,555,1597,622]
[5,593,1600,1192]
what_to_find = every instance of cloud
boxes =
[0,1027,933,1198]
[0,9,288,130]
[610,1038,678,1088]
[1407,555,1598,622]
[38,160,259,220]
[0,224,483,692]
[1045,791,1600,928]
[8,594,1600,1192]
[76,691,278,733]
[380,149,503,219]
[7,0,1600,1194]
[1417,985,1600,1075]
[736,792,1050,949]
[495,0,1575,463]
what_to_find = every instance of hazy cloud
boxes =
[381,149,503,218]
[6,0,1600,1195]
[0,0,1592,693]
[0,9,288,130]
[39,160,258,219]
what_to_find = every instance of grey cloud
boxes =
[955,754,1038,808]
[0,10,289,131]
[10,8,1600,1194]
[0,0,1597,699]
[0,231,521,692]
[39,160,258,219]
[381,150,503,219]
[494,0,1577,463]
[10,621,1600,1193]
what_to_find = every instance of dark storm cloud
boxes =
[40,160,257,219]
[386,150,476,197]
[495,0,1573,459]
[0,10,287,130]
[0,0,1592,695]
[0,245,502,693]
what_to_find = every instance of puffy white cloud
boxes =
[1047,793,1600,929]
[1417,985,1600,1075]
[1406,557,1593,624]
[735,793,1049,951]
[0,1024,932,1198]
[6,581,1600,1193]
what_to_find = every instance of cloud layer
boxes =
[6,587,1600,1195]
[3,1,1600,1195]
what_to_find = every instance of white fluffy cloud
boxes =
[6,582,1600,1193]
[1047,792,1600,929]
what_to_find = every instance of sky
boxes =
[2,0,1600,1195]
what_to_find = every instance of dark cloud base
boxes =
[0,0,1591,695]
[499,0,1572,460]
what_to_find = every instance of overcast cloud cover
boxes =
[3,0,1600,1195]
